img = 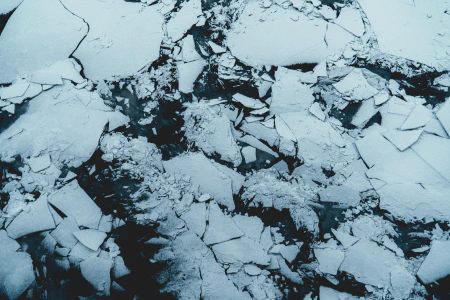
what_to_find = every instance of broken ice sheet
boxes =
[0,0,87,83]
[182,102,242,166]
[227,2,351,68]
[0,82,114,167]
[332,68,379,101]
[359,0,450,71]
[48,180,102,229]
[61,0,164,81]
[166,0,202,42]
[163,152,235,209]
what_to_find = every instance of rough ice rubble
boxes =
[2,0,450,298]
[0,0,88,83]
[61,0,164,81]
[0,81,123,167]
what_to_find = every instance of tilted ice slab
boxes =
[378,183,450,223]
[417,240,450,284]
[163,152,235,209]
[48,180,102,229]
[0,82,115,168]
[358,0,450,71]
[227,2,354,68]
[0,231,35,300]
[61,0,164,81]
[0,0,87,83]
[340,238,415,294]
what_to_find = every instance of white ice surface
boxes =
[49,181,102,229]
[358,0,450,71]
[203,201,243,245]
[6,195,55,239]
[166,0,202,42]
[0,0,22,15]
[227,3,349,68]
[177,59,206,93]
[163,153,235,209]
[0,0,87,83]
[0,82,113,167]
[378,183,450,223]
[50,216,79,249]
[417,240,450,284]
[73,229,107,251]
[62,0,164,81]
[314,248,345,275]
[80,257,112,296]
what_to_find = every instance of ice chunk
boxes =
[309,102,325,121]
[49,181,102,229]
[367,148,450,188]
[424,119,449,138]
[378,183,450,223]
[28,154,51,172]
[227,3,347,68]
[314,248,345,275]
[50,217,79,249]
[177,59,206,93]
[355,132,397,167]
[412,134,450,182]
[180,202,207,237]
[334,7,365,37]
[212,236,270,266]
[417,240,450,284]
[351,98,377,127]
[208,41,226,54]
[333,69,379,101]
[69,242,100,264]
[436,99,450,135]
[241,146,256,163]
[113,256,130,279]
[383,129,422,151]
[270,68,314,115]
[232,93,265,109]
[203,202,243,245]
[163,153,235,209]
[181,35,202,62]
[183,102,242,166]
[0,0,87,83]
[80,257,112,296]
[319,185,360,207]
[280,245,300,264]
[340,238,411,287]
[401,104,434,130]
[374,91,390,106]
[166,0,202,42]
[232,215,264,243]
[359,0,450,71]
[331,229,359,249]
[212,162,245,195]
[7,83,42,105]
[1,82,29,99]
[73,229,107,251]
[61,0,164,81]
[0,230,20,252]
[0,246,35,300]
[6,195,55,239]
[319,287,359,300]
[0,83,113,167]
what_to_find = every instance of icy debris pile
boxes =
[2,0,450,298]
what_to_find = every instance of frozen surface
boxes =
[0,0,87,83]
[227,2,344,68]
[61,0,164,81]
[359,0,450,71]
